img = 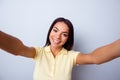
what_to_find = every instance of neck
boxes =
[50,45,62,57]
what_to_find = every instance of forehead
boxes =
[53,22,69,32]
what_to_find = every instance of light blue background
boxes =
[0,0,120,80]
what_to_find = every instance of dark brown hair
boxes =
[44,17,74,50]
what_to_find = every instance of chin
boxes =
[51,44,62,48]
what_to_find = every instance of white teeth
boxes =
[53,39,60,44]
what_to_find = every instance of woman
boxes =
[0,17,120,80]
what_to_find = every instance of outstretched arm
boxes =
[76,39,120,64]
[0,31,36,58]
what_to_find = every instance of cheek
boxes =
[63,37,68,43]
[49,31,54,37]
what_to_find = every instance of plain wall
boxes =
[0,0,120,80]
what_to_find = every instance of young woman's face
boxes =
[49,22,69,49]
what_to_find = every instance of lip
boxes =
[53,39,61,44]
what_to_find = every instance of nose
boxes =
[56,33,61,39]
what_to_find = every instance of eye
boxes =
[63,33,68,37]
[53,29,58,32]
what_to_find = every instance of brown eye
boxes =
[53,29,57,32]
[63,34,68,37]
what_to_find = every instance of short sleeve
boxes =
[73,51,80,65]
[68,50,80,65]
[33,46,43,61]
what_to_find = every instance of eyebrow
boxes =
[53,27,69,34]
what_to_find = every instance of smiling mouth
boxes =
[53,39,61,44]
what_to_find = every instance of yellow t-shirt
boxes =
[33,46,79,80]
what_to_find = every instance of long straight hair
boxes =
[44,17,74,50]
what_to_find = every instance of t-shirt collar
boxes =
[45,46,68,55]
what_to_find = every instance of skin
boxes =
[49,22,69,57]
[0,31,36,58]
[0,22,120,65]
